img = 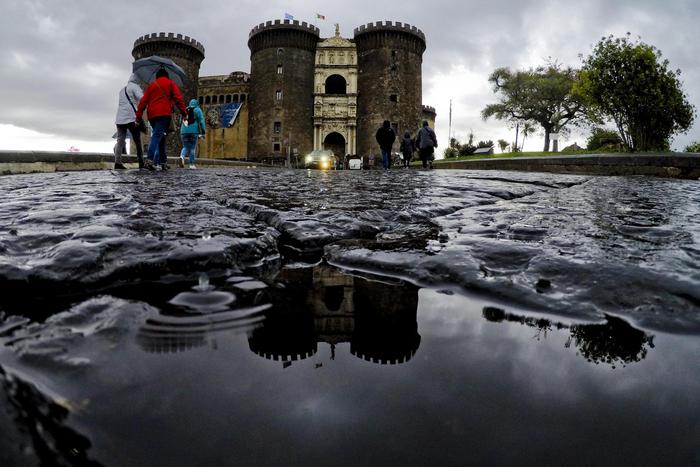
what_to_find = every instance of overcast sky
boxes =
[2,0,699,153]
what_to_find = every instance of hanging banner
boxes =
[219,103,242,128]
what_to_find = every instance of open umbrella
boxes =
[132,55,187,88]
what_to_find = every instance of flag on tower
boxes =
[284,13,294,20]
[316,13,326,19]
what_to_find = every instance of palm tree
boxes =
[521,121,536,151]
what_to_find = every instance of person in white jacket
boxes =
[113,74,145,169]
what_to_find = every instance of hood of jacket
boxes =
[128,73,141,86]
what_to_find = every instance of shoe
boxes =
[144,160,155,171]
[161,163,170,171]
[189,164,196,169]
[114,163,127,170]
[154,164,163,171]
[178,156,185,168]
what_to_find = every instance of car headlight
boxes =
[305,155,312,162]
[321,156,327,162]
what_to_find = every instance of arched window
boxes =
[219,95,225,103]
[205,96,211,104]
[212,95,218,104]
[240,94,246,102]
[233,94,239,102]
[325,74,347,95]
[225,95,232,103]
[326,75,347,94]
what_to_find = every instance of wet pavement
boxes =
[0,168,698,466]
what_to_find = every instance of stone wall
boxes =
[434,153,700,179]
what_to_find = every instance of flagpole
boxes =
[448,99,452,143]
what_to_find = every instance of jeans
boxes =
[181,134,198,164]
[148,116,171,165]
[381,148,391,169]
[114,122,143,165]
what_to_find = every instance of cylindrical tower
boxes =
[248,20,320,161]
[354,22,426,158]
[421,105,437,130]
[132,33,205,158]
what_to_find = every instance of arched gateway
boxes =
[323,132,346,159]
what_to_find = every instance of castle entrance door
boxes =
[323,132,346,160]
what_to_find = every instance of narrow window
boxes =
[240,94,246,102]
[273,143,281,152]
[275,90,282,101]
[205,96,211,104]
[233,94,239,102]
[277,65,283,74]
[225,95,232,103]
[219,95,225,103]
[389,94,398,103]
[273,121,281,134]
[277,48,283,56]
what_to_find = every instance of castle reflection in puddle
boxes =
[249,265,421,366]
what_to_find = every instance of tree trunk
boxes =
[543,128,550,152]
[514,122,520,152]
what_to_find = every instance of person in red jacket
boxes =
[135,68,187,170]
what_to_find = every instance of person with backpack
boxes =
[400,131,415,168]
[375,120,396,170]
[179,99,206,169]
[135,68,187,171]
[416,120,438,169]
[113,74,145,169]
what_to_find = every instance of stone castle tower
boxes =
[247,20,320,160]
[130,21,431,163]
[354,22,426,157]
[132,33,205,157]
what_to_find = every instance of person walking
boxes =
[416,120,438,169]
[375,120,396,170]
[113,74,145,169]
[135,68,187,171]
[179,99,206,169]
[400,131,415,168]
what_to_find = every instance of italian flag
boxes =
[316,13,325,19]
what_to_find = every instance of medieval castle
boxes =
[131,20,435,162]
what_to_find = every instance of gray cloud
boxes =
[1,0,699,149]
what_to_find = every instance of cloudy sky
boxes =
[2,0,699,153]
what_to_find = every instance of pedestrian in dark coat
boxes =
[375,120,396,170]
[416,120,438,169]
[400,131,414,168]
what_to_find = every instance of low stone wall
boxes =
[0,151,269,175]
[435,153,700,179]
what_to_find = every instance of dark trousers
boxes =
[148,116,171,165]
[114,122,143,166]
[420,147,434,168]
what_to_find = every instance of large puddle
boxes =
[0,168,698,465]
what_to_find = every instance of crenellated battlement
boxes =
[422,105,436,114]
[249,19,320,39]
[353,21,426,43]
[133,32,205,56]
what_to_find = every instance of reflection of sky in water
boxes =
[1,282,697,466]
